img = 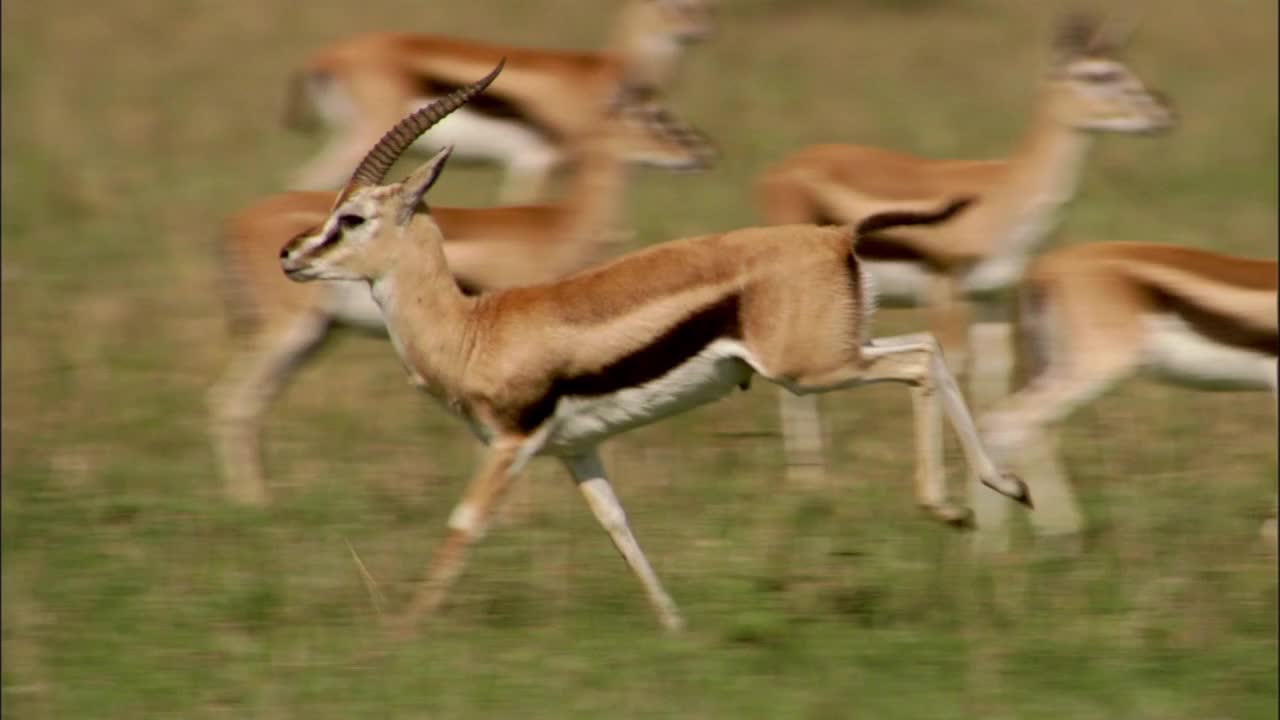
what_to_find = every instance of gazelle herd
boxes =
[284,0,712,201]
[208,2,1278,634]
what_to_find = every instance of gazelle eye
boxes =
[338,214,365,229]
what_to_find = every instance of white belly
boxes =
[1142,314,1276,390]
[864,261,929,307]
[406,100,558,165]
[542,340,756,454]
[324,282,388,332]
[962,254,1028,296]
[865,255,1032,307]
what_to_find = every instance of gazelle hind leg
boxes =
[563,451,685,631]
[783,332,1029,525]
[209,311,331,506]
[866,333,1030,505]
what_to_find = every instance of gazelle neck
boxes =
[608,6,682,89]
[554,137,629,266]
[369,214,476,397]
[988,88,1094,257]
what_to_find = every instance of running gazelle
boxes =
[285,0,715,201]
[980,241,1278,548]
[277,64,1030,635]
[212,79,718,506]
[754,13,1174,533]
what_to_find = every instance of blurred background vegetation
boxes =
[2,0,1275,717]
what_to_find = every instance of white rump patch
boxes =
[863,260,929,307]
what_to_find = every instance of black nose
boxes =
[279,247,289,259]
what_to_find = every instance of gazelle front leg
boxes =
[965,311,1019,552]
[395,436,529,636]
[209,311,331,506]
[778,392,828,488]
[980,368,1129,546]
[562,450,685,631]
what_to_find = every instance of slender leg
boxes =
[966,320,1017,552]
[981,369,1126,545]
[864,333,1030,505]
[907,362,967,525]
[784,333,1029,526]
[563,450,685,631]
[925,276,972,377]
[778,391,828,488]
[209,312,331,506]
[394,438,530,636]
[1015,428,1085,544]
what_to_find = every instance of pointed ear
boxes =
[1052,13,1095,64]
[1088,17,1135,56]
[397,145,454,225]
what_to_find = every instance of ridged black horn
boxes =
[333,59,505,206]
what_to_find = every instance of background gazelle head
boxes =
[1046,13,1176,134]
[594,86,719,171]
[280,62,504,284]
[622,0,716,47]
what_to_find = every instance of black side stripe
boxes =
[1147,285,1279,356]
[516,294,743,432]
[416,75,562,142]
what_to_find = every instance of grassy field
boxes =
[2,0,1276,717]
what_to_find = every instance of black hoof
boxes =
[947,507,977,531]
[925,503,975,530]
[1005,472,1033,509]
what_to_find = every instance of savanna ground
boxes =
[2,0,1276,717]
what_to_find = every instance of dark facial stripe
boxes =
[515,294,743,432]
[281,224,324,257]
[1148,285,1278,357]
[315,227,343,252]
[416,75,562,142]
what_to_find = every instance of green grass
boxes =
[2,0,1276,717]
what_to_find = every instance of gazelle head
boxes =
[626,0,716,46]
[280,62,504,283]
[598,88,719,171]
[1045,14,1175,134]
